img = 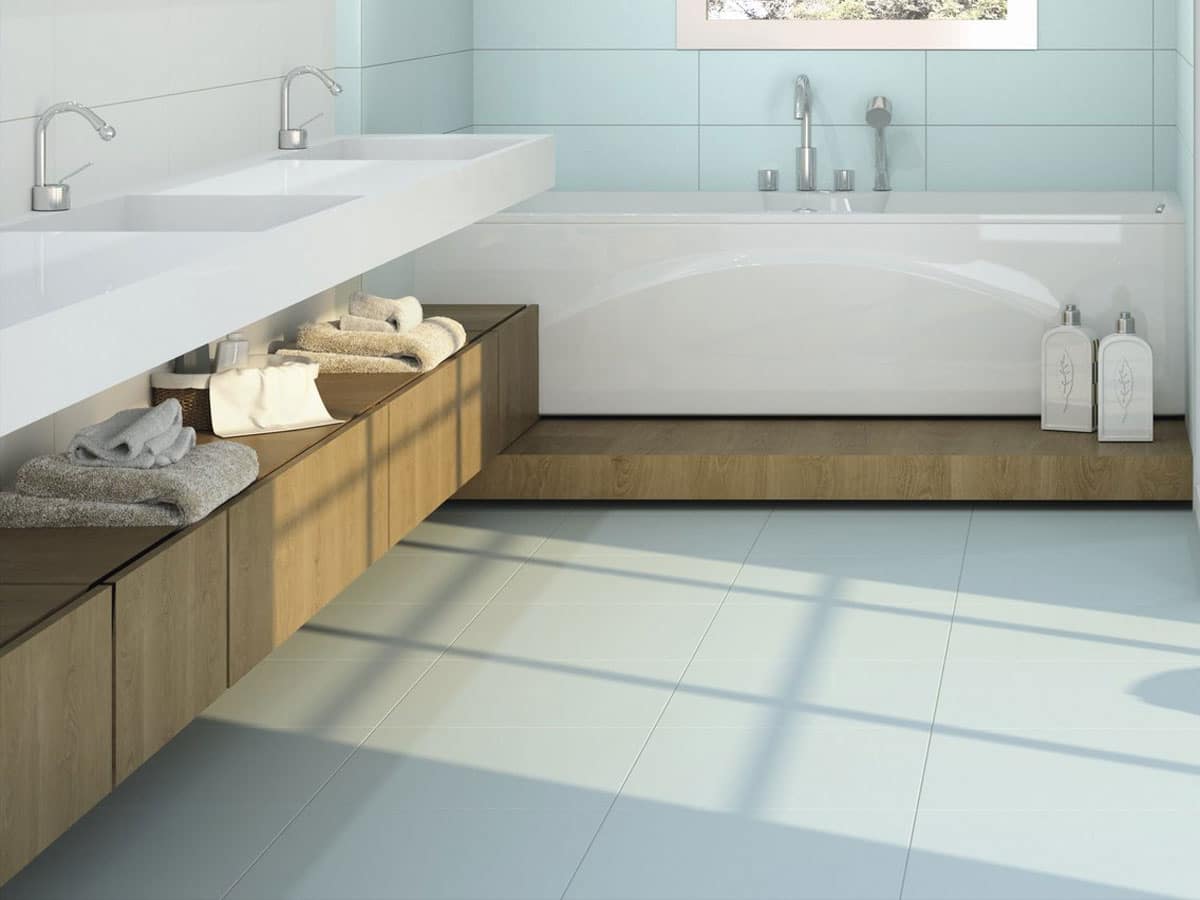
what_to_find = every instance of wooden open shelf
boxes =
[457,417,1193,503]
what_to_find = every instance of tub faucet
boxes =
[794,75,816,192]
[866,96,893,192]
[32,101,117,212]
[279,65,343,150]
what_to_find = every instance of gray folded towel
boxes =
[350,292,423,333]
[339,314,396,334]
[67,399,196,469]
[8,441,259,527]
[296,317,467,372]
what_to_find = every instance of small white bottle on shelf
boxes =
[1098,312,1154,443]
[1041,304,1096,433]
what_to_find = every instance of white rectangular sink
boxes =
[3,194,352,233]
[291,135,528,161]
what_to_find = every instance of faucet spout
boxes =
[280,65,344,150]
[32,101,117,211]
[794,75,816,192]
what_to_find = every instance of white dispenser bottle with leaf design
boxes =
[1098,312,1154,442]
[1041,305,1096,432]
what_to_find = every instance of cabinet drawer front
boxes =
[229,411,386,683]
[114,514,227,783]
[499,307,539,448]
[1,588,112,885]
[459,335,503,486]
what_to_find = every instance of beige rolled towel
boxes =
[339,314,396,334]
[296,317,467,372]
[350,292,423,333]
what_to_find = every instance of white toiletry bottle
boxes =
[214,333,250,373]
[1098,312,1154,442]
[1041,304,1096,433]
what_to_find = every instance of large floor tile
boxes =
[621,725,930,814]
[1,722,366,900]
[535,507,770,563]
[381,656,687,728]
[919,727,1200,812]
[935,657,1200,730]
[904,810,1200,899]
[566,799,912,900]
[489,554,740,605]
[395,502,567,559]
[730,555,964,604]
[659,657,945,728]
[204,658,439,731]
[228,808,605,900]
[270,598,484,660]
[333,547,524,605]
[748,506,972,562]
[453,602,718,661]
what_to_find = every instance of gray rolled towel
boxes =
[296,317,467,372]
[11,440,259,527]
[67,398,196,469]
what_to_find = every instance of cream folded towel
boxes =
[208,360,344,438]
[275,349,425,374]
[295,317,467,372]
[67,399,195,469]
[339,314,396,334]
[350,292,423,333]
[9,441,259,527]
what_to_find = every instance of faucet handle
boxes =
[58,161,94,184]
[296,112,325,131]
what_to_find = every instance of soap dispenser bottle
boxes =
[1041,304,1096,433]
[1098,312,1154,442]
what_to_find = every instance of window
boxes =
[678,0,1037,49]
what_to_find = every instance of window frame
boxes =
[677,0,1038,50]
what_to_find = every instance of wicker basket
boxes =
[150,373,212,432]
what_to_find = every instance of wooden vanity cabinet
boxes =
[1,587,113,883]
[497,306,539,448]
[111,513,228,784]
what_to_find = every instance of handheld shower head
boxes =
[866,96,892,130]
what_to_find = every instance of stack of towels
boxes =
[275,292,468,374]
[0,399,259,528]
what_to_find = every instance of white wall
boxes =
[0,0,351,485]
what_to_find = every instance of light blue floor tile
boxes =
[749,506,971,562]
[537,507,770,563]
[489,554,740,605]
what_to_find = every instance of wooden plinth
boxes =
[457,418,1193,503]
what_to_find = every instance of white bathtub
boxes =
[414,191,1187,416]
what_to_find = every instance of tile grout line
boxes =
[896,505,975,900]
[556,505,778,900]
[218,519,562,900]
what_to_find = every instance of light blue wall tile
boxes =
[475,0,676,49]
[928,51,1153,125]
[475,50,697,125]
[699,51,924,125]
[926,126,1153,189]
[1157,49,1179,122]
[1155,124,1179,186]
[335,67,362,135]
[363,52,473,134]
[362,0,473,66]
[1039,0,1153,48]
[475,125,700,190]
[1180,55,1196,152]
[336,0,362,68]
[1181,0,1195,63]
[1156,0,1178,48]
[698,125,925,191]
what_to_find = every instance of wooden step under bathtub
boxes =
[456,417,1193,503]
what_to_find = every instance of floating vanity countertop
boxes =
[0,134,554,437]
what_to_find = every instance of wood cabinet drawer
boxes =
[229,409,388,683]
[113,514,227,784]
[497,306,539,448]
[1,588,112,884]
[458,334,503,487]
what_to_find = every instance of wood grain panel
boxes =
[113,514,227,784]
[458,334,503,487]
[1,588,112,885]
[458,418,1192,502]
[229,410,386,683]
[497,306,539,448]
[388,363,460,546]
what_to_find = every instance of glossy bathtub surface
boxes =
[416,191,1186,418]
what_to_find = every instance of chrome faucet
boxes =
[32,102,117,212]
[794,75,816,192]
[866,96,893,192]
[279,65,344,150]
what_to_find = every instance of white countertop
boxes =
[0,133,555,437]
